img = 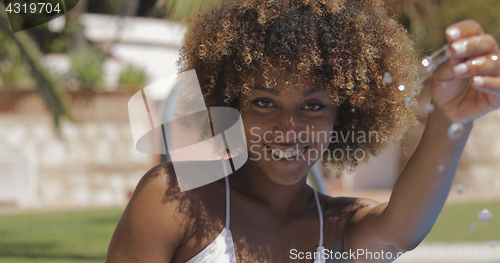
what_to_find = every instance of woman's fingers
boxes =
[449,34,499,60]
[434,21,497,82]
[453,54,500,78]
[433,20,500,121]
[445,20,484,42]
[472,75,500,98]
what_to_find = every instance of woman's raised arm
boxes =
[343,20,500,262]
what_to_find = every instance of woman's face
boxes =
[239,71,339,185]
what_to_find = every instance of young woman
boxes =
[106,0,500,262]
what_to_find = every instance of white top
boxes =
[185,160,325,263]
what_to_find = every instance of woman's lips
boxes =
[263,144,309,160]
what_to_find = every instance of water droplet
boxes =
[422,57,431,67]
[351,108,355,113]
[426,63,438,73]
[425,103,435,113]
[411,90,418,97]
[438,164,445,173]
[455,183,464,194]
[470,223,478,231]
[478,208,493,223]
[448,122,464,141]
[383,72,393,84]
[398,84,405,91]
[490,239,497,247]
[405,96,414,106]
[465,182,469,187]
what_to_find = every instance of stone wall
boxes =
[0,90,156,208]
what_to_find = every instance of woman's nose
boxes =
[271,112,306,142]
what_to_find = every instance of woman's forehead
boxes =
[242,84,330,101]
[250,84,325,94]
[252,67,321,88]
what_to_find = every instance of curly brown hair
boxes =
[177,0,420,176]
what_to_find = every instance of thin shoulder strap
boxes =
[313,189,324,247]
[222,159,230,229]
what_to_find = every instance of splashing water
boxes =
[392,44,450,109]
[408,44,451,104]
[351,108,355,113]
[405,96,414,106]
[448,122,465,140]
[478,208,493,223]
[421,45,450,74]
[383,72,393,84]
[421,57,430,67]
[425,103,435,113]
[455,183,464,194]
[438,164,445,173]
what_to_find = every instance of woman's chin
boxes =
[260,160,311,185]
[243,152,316,185]
[268,174,306,186]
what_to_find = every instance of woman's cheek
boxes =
[247,126,263,144]
[248,144,262,161]
[309,121,334,143]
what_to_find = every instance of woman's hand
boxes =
[431,19,500,124]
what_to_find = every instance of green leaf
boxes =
[0,3,75,132]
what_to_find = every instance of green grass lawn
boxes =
[0,209,124,263]
[424,201,500,243]
[0,201,498,262]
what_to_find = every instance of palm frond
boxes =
[0,5,75,131]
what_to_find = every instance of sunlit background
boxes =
[0,0,500,262]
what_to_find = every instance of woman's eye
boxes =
[254,100,274,108]
[303,103,325,111]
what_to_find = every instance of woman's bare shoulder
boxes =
[130,162,226,239]
[133,162,177,193]
[129,162,205,234]
[130,162,173,197]
[106,162,194,262]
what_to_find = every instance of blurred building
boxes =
[0,13,183,208]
